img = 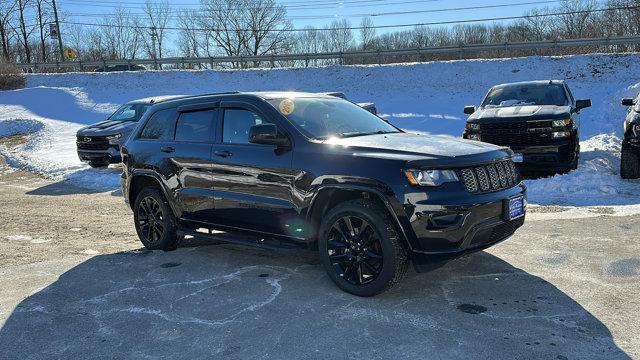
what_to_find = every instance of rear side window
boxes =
[139,109,177,140]
[175,110,216,142]
[222,108,271,144]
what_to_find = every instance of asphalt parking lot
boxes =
[0,159,638,359]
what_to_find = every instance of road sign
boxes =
[63,48,77,60]
[49,24,58,40]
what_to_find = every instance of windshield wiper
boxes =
[340,130,399,138]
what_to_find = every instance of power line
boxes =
[53,4,640,33]
[56,0,569,21]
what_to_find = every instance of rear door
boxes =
[210,100,297,236]
[170,104,219,223]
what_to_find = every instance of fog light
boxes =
[552,131,571,139]
[468,134,481,141]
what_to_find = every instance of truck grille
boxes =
[478,121,554,146]
[458,159,519,194]
[76,136,111,151]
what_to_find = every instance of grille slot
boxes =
[459,159,520,194]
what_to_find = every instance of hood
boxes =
[77,119,138,137]
[322,133,511,167]
[468,105,571,122]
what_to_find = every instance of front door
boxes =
[210,102,298,237]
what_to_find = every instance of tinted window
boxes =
[175,110,215,142]
[266,97,398,140]
[139,109,177,140]
[223,109,270,144]
[482,84,568,107]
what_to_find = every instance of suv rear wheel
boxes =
[621,141,640,179]
[318,199,409,297]
[133,187,180,250]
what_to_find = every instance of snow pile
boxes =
[1,53,640,207]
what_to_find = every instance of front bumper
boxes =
[76,146,122,164]
[391,182,527,272]
[509,139,578,172]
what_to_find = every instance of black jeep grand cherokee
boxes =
[120,92,526,296]
[463,80,591,173]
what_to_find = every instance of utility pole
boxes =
[51,0,64,61]
[150,26,158,69]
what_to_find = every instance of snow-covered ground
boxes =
[1,53,639,209]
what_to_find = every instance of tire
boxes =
[88,161,108,168]
[318,198,409,297]
[620,142,640,179]
[133,187,180,251]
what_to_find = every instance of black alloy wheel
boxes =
[137,195,165,245]
[327,215,384,286]
[133,187,179,251]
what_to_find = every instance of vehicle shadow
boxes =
[0,244,629,359]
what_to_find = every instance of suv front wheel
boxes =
[133,187,180,250]
[621,141,640,179]
[318,199,409,297]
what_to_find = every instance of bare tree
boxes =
[140,0,170,62]
[101,7,141,60]
[14,0,34,63]
[35,0,50,62]
[0,1,16,61]
[360,17,376,50]
[176,9,201,59]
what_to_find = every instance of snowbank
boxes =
[1,53,639,207]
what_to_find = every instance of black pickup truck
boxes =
[463,80,591,174]
[120,91,526,296]
[620,95,640,178]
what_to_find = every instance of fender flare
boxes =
[305,184,415,253]
[127,170,179,216]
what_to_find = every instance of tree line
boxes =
[1,0,639,69]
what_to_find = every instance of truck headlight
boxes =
[551,131,571,139]
[468,134,481,141]
[465,123,480,131]
[633,124,640,136]
[404,169,459,187]
[552,119,572,127]
[106,133,123,144]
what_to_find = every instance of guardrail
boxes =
[17,35,640,71]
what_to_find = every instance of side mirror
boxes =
[621,98,635,107]
[248,123,289,146]
[464,105,477,115]
[575,99,591,111]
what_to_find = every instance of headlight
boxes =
[468,134,481,141]
[465,123,480,131]
[633,124,640,136]
[552,119,572,127]
[404,169,459,187]
[106,133,123,144]
[552,131,571,139]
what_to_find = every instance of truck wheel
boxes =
[318,199,409,297]
[89,161,108,168]
[620,142,640,179]
[133,187,180,251]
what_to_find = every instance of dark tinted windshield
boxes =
[109,103,151,122]
[482,84,568,107]
[267,97,399,140]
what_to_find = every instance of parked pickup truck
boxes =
[76,96,186,167]
[620,95,640,179]
[120,91,526,296]
[463,80,591,174]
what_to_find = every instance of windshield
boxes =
[108,103,151,122]
[482,84,568,108]
[267,97,399,140]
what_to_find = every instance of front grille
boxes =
[478,121,555,146]
[77,136,111,151]
[459,159,519,194]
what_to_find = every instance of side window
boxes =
[175,110,215,142]
[139,109,177,140]
[222,108,271,144]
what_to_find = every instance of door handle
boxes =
[214,150,233,158]
[160,146,175,153]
